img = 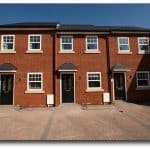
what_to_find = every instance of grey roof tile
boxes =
[58,63,77,71]
[0,63,17,71]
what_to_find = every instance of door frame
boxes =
[112,72,127,101]
[0,73,15,105]
[60,72,75,104]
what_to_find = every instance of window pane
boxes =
[29,82,41,89]
[139,38,149,44]
[62,37,72,43]
[3,43,13,49]
[87,37,97,43]
[138,80,149,86]
[87,44,97,50]
[120,45,129,50]
[30,36,40,42]
[89,81,100,88]
[139,45,149,51]
[88,74,100,80]
[119,38,128,44]
[137,73,148,79]
[62,44,72,50]
[29,74,41,81]
[30,43,40,49]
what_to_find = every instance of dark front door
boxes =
[62,74,74,103]
[114,73,126,100]
[0,75,13,105]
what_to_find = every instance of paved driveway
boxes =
[0,101,150,140]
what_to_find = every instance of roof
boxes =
[0,22,59,28]
[0,22,150,32]
[111,64,130,72]
[58,24,150,32]
[0,63,17,71]
[58,63,77,71]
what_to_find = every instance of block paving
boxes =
[0,101,150,140]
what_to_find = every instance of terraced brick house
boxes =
[0,22,149,107]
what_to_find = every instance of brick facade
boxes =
[0,23,149,107]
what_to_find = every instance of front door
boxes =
[114,73,126,100]
[61,74,74,103]
[0,75,13,105]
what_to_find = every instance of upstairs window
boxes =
[138,37,150,54]
[1,35,15,51]
[87,72,101,90]
[86,36,98,51]
[118,37,130,52]
[60,36,73,52]
[28,35,41,50]
[27,73,43,91]
[136,71,150,88]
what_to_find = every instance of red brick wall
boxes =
[108,34,150,102]
[55,34,109,105]
[0,31,54,107]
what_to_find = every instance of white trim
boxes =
[118,37,130,53]
[112,72,127,101]
[28,34,42,51]
[60,35,73,52]
[58,69,77,72]
[27,72,43,92]
[84,51,100,54]
[25,50,43,54]
[117,51,132,55]
[86,72,102,90]
[112,69,131,72]
[1,35,15,52]
[138,37,150,54]
[111,78,115,102]
[85,35,99,52]
[85,88,104,92]
[0,70,17,73]
[136,71,150,88]
[25,90,45,94]
[58,51,75,54]
[60,72,75,104]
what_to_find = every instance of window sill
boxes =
[136,87,150,90]
[0,51,16,54]
[117,51,132,54]
[85,88,104,92]
[25,90,45,94]
[138,52,150,54]
[26,50,43,53]
[84,51,100,54]
[58,51,75,53]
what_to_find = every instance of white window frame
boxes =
[86,35,99,52]
[60,36,73,52]
[86,72,102,91]
[27,72,43,92]
[28,34,42,51]
[1,35,15,52]
[118,37,130,53]
[138,37,150,54]
[136,71,150,88]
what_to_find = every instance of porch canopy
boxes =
[111,64,130,72]
[58,63,77,71]
[0,63,17,72]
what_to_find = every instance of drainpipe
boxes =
[105,35,112,104]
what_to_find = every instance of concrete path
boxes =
[0,101,150,140]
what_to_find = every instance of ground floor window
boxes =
[87,72,101,90]
[27,72,43,91]
[136,71,150,88]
